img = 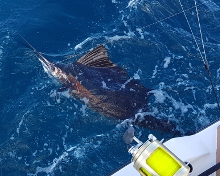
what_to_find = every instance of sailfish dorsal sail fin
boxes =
[76,45,117,68]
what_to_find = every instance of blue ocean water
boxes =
[1,0,220,175]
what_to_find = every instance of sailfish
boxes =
[22,37,176,133]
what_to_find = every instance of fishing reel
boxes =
[123,127,191,176]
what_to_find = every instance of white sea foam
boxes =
[50,89,71,103]
[32,150,38,156]
[133,73,140,80]
[152,65,158,78]
[105,35,131,42]
[74,37,93,50]
[121,77,133,89]
[197,110,210,127]
[163,57,171,68]
[136,28,144,39]
[204,103,217,110]
[48,148,53,155]
[112,0,118,3]
[127,0,139,8]
[27,136,104,176]
[17,118,24,134]
[121,69,142,89]
[50,90,56,97]
[159,82,165,89]
[102,81,109,89]
[17,110,30,134]
[182,74,188,78]
[81,97,89,104]
[150,89,194,115]
[170,97,192,114]
[62,133,68,151]
[60,90,70,98]
[125,31,135,37]
[121,14,128,27]
[182,46,187,51]
[73,146,85,159]
[192,89,196,100]
[80,104,88,116]
[174,55,183,59]
[28,152,69,175]
[150,90,167,103]
[133,69,142,80]
[9,151,16,158]
[73,103,78,109]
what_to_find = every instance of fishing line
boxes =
[194,0,220,111]
[140,1,204,31]
[194,0,208,65]
[177,0,204,61]
[58,1,207,63]
[178,0,220,111]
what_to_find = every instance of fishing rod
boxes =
[178,0,220,111]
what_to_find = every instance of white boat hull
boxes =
[112,120,220,176]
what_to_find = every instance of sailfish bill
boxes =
[21,37,177,133]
